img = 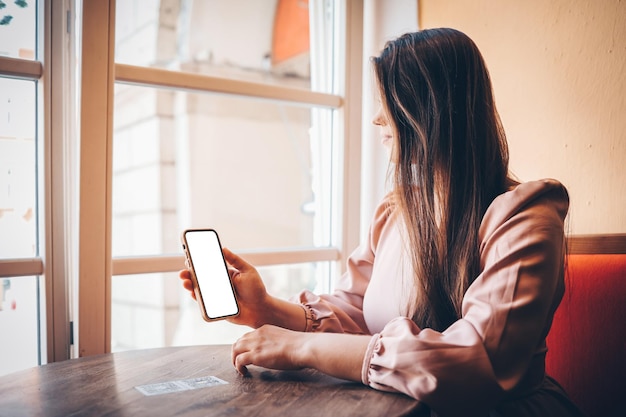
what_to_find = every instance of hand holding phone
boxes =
[181,229,239,322]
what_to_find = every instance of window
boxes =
[0,0,415,370]
[0,0,74,376]
[78,0,364,355]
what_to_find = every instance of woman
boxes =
[180,28,584,417]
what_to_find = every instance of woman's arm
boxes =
[231,325,372,382]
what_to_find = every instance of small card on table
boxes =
[135,375,228,396]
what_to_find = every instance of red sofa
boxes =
[545,235,626,417]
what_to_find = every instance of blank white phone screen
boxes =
[185,230,238,319]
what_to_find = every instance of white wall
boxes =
[419,0,626,234]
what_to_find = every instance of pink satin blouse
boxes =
[294,179,582,416]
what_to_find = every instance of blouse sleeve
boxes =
[291,196,395,334]
[361,180,569,416]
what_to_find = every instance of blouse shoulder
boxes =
[368,192,399,251]
[479,179,569,244]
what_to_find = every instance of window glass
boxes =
[109,0,345,355]
[111,262,328,351]
[0,0,37,60]
[112,84,336,256]
[0,0,42,378]
[0,77,37,259]
[0,276,41,376]
[114,0,335,93]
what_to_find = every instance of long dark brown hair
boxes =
[373,28,516,331]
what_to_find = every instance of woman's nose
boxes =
[372,107,386,126]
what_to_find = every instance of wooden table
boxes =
[0,344,425,416]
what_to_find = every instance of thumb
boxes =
[222,247,254,272]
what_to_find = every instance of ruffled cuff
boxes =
[291,291,329,332]
[361,333,382,386]
[290,289,370,334]
[290,290,348,333]
[299,303,316,332]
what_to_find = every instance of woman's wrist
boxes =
[257,295,307,331]
[298,332,371,381]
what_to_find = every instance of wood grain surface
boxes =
[0,344,424,417]
[568,234,626,254]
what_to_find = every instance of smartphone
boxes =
[181,229,239,322]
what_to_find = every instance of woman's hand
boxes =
[178,247,272,328]
[231,325,308,375]
[222,248,273,327]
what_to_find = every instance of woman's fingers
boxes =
[231,333,253,375]
[222,248,254,272]
[232,350,251,375]
[182,279,195,293]
[178,269,196,299]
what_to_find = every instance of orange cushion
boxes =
[545,254,626,417]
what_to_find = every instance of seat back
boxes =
[545,235,626,417]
